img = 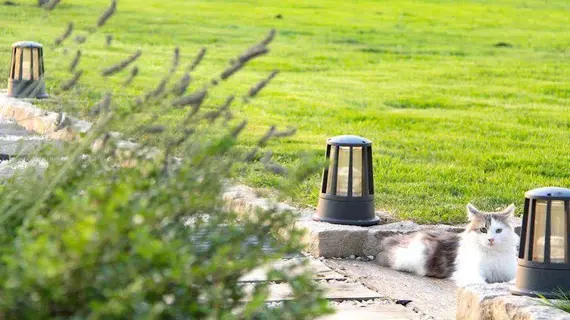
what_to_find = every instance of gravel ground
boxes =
[266,298,438,319]
[0,157,48,180]
[319,255,375,262]
[265,298,393,309]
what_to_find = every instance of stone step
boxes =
[323,259,456,320]
[319,303,421,320]
[0,157,48,180]
[240,258,345,282]
[242,281,382,302]
[0,118,33,136]
[0,135,60,157]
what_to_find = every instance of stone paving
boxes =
[322,257,450,319]
[0,117,37,157]
[241,255,422,319]
[0,118,50,179]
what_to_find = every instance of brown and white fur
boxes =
[375,204,519,287]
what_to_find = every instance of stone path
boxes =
[240,255,422,319]
[0,117,62,158]
[0,118,51,179]
[322,258,456,320]
[0,118,35,158]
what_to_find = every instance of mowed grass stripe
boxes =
[1,0,569,223]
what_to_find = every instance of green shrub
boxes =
[0,2,330,319]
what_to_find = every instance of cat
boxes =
[375,203,519,287]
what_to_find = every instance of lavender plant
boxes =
[0,1,330,318]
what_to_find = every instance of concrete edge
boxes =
[0,91,91,141]
[0,92,163,165]
[457,282,570,320]
[222,184,470,258]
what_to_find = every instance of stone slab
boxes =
[0,135,63,156]
[0,157,48,180]
[318,304,420,320]
[0,118,33,136]
[222,184,524,258]
[457,282,570,320]
[240,257,345,282]
[0,117,64,157]
[296,217,465,258]
[242,282,382,302]
[0,91,162,167]
[296,215,370,258]
[323,259,457,320]
[0,91,91,141]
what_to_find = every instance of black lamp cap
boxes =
[327,135,371,147]
[525,187,570,200]
[12,41,43,48]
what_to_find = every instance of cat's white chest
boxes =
[479,249,517,283]
[452,236,518,286]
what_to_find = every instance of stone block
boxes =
[221,184,488,258]
[0,157,48,180]
[220,184,526,259]
[318,304,420,320]
[0,136,63,156]
[0,92,91,141]
[457,282,570,320]
[0,92,159,164]
[296,215,369,257]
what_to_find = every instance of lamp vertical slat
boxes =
[348,146,353,197]
[39,48,45,75]
[362,146,369,196]
[10,47,16,78]
[32,48,40,80]
[330,146,339,196]
[519,198,530,259]
[18,48,24,80]
[30,48,35,81]
[22,48,31,80]
[544,201,552,263]
[367,146,374,195]
[321,145,331,193]
[526,199,536,261]
[564,200,570,263]
[14,48,22,80]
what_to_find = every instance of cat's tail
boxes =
[375,231,459,279]
[374,232,429,277]
[374,235,401,267]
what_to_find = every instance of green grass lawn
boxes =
[2,0,570,224]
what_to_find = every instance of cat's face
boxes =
[465,203,516,249]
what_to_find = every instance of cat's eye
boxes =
[496,228,503,234]
[479,227,488,233]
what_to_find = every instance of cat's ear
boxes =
[466,203,482,221]
[500,203,515,216]
[496,203,515,221]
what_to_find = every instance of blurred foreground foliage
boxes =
[0,1,330,319]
